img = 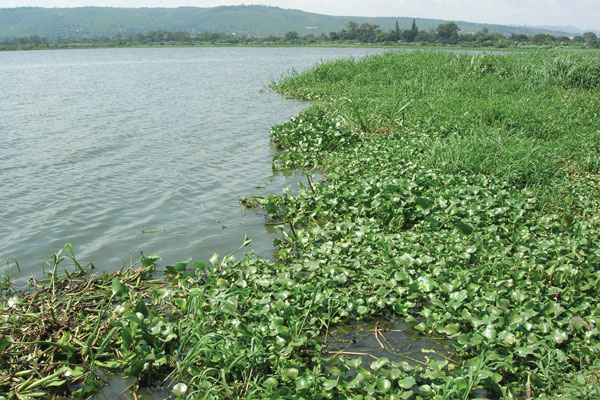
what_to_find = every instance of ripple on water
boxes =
[0,47,386,278]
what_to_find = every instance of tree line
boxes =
[1,20,598,50]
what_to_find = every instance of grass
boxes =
[1,50,600,399]
[273,51,600,211]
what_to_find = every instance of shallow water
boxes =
[0,47,385,279]
[323,319,455,368]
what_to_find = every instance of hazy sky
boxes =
[1,0,598,31]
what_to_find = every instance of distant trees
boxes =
[284,31,299,41]
[509,33,529,42]
[403,19,418,42]
[436,22,459,44]
[1,20,595,51]
[357,23,379,42]
[346,21,359,40]
[583,32,598,44]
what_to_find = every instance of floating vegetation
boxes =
[2,50,600,399]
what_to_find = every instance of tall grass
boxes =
[274,51,600,210]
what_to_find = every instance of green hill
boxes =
[0,5,578,40]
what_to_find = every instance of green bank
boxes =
[1,50,600,399]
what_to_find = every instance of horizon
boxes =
[0,1,598,33]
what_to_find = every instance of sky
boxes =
[0,0,598,32]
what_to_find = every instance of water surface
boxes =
[0,47,384,278]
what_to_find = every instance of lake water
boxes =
[0,47,385,279]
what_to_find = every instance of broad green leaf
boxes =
[370,357,390,370]
[398,376,416,389]
[263,377,278,389]
[376,378,392,393]
[346,357,362,369]
[172,383,187,397]
[134,300,149,318]
[111,277,129,297]
[323,379,338,391]
[444,323,460,336]
[456,221,474,235]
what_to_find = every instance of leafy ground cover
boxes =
[1,50,600,399]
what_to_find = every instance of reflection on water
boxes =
[322,319,455,368]
[92,375,169,400]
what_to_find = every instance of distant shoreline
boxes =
[0,42,546,53]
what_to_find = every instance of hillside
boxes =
[0,5,578,40]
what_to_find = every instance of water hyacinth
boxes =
[2,50,600,399]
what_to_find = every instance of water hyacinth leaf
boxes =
[134,300,149,319]
[122,312,141,325]
[399,253,413,266]
[357,305,368,314]
[209,253,219,267]
[498,331,517,346]
[7,296,20,308]
[111,277,129,297]
[346,357,362,369]
[323,379,338,391]
[370,357,390,370]
[416,197,433,210]
[266,200,278,214]
[295,376,310,390]
[443,323,460,336]
[553,329,568,343]
[346,376,363,390]
[141,254,160,268]
[193,260,206,269]
[0,338,11,353]
[263,377,278,389]
[482,325,496,340]
[46,379,68,387]
[417,276,434,292]
[376,378,392,393]
[220,298,238,314]
[283,368,299,380]
[172,383,187,397]
[398,376,416,389]
[456,221,474,235]
[172,258,192,272]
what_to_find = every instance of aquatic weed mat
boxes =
[2,50,600,399]
[265,50,600,398]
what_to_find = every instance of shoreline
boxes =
[0,41,572,53]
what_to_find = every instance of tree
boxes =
[346,21,359,40]
[358,23,379,42]
[436,22,459,44]
[509,33,529,42]
[284,31,299,41]
[583,32,598,44]
[402,19,418,42]
[414,31,432,43]
[532,33,553,44]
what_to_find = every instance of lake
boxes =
[0,46,384,279]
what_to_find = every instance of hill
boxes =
[0,5,578,40]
